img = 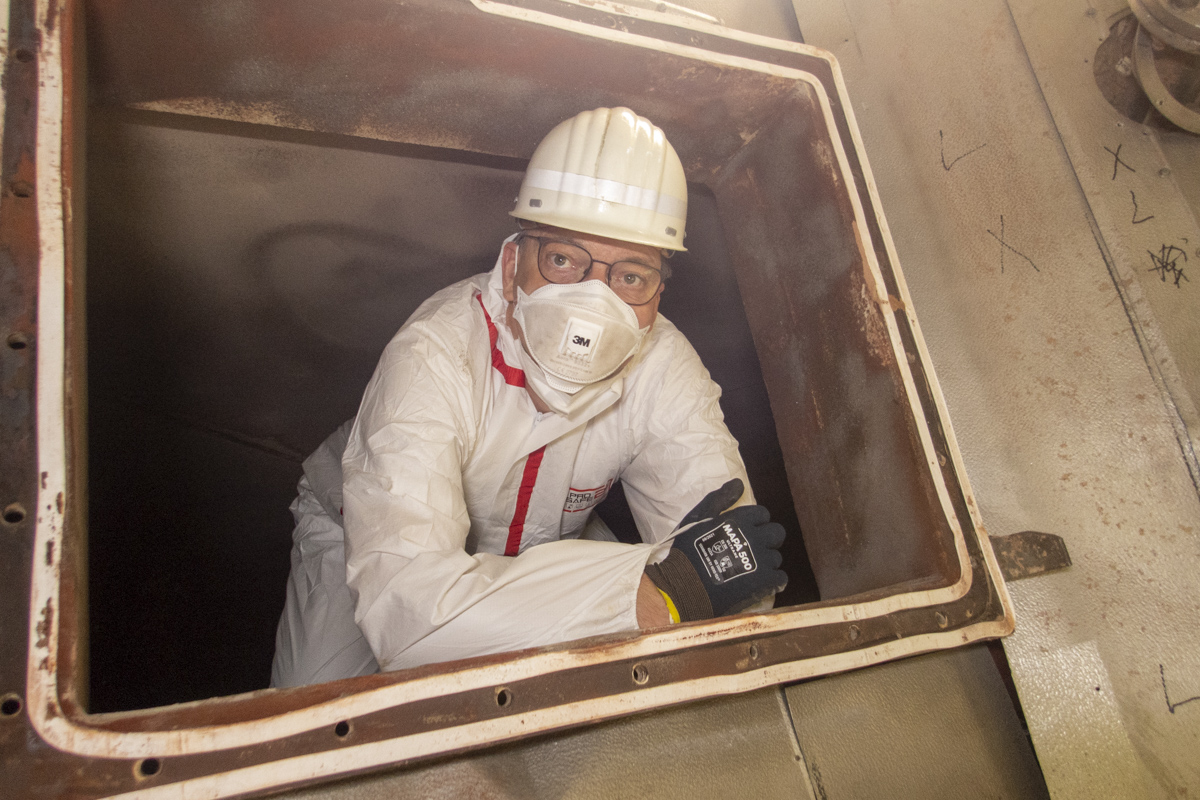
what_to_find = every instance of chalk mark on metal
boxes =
[1161,664,1200,714]
[986,215,1040,273]
[1147,244,1188,287]
[939,130,987,172]
[1130,191,1154,224]
[1105,143,1135,180]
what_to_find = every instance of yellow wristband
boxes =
[657,588,681,625]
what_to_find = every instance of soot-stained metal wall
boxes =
[85,108,816,710]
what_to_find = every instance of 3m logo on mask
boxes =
[559,317,603,361]
[694,522,757,584]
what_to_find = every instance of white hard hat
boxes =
[512,107,688,251]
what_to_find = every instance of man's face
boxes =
[501,225,665,330]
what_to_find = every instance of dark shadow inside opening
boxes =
[85,109,816,712]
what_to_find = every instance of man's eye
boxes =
[550,253,574,269]
[620,272,646,287]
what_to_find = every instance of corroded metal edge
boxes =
[0,1,1014,798]
[990,532,1072,583]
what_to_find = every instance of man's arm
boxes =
[342,327,662,671]
[636,574,671,627]
[618,324,755,546]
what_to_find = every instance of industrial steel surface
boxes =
[0,1,1013,797]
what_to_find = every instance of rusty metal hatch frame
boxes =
[0,0,1014,797]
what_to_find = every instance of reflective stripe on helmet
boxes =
[523,168,688,220]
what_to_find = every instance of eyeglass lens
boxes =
[533,238,662,305]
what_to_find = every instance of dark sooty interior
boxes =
[85,110,818,711]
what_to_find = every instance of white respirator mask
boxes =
[512,280,648,398]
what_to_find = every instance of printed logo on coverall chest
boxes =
[561,317,603,360]
[564,480,613,513]
[694,521,757,583]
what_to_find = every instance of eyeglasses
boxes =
[518,234,668,306]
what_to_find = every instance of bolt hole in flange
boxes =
[9,180,33,198]
[13,48,33,62]
[631,664,650,685]
[135,758,161,779]
[495,687,512,708]
[749,643,760,660]
[1094,11,1200,132]
[935,611,949,629]
[7,332,30,350]
[1,694,22,717]
[334,720,350,737]
[3,503,26,525]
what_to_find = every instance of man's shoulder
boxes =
[367,273,496,395]
[635,315,704,372]
[389,273,492,347]
[620,315,714,404]
[408,273,491,325]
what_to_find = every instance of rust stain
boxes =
[853,282,892,366]
[1035,376,1079,402]
[45,0,59,34]
[45,539,55,566]
[853,220,883,304]
[848,221,895,365]
[55,491,63,514]
[41,471,47,489]
[35,598,53,649]
[811,137,838,187]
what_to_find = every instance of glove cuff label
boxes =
[694,521,757,584]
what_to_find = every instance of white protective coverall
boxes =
[271,243,751,686]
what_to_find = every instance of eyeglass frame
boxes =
[515,233,671,306]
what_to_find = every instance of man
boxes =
[272,107,787,687]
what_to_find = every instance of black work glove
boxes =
[644,479,787,622]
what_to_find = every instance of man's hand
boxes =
[644,479,787,622]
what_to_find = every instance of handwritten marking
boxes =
[1160,664,1200,714]
[1105,144,1135,180]
[939,130,987,172]
[985,215,1041,273]
[1147,244,1189,287]
[1130,191,1154,224]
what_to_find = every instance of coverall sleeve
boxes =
[342,327,655,672]
[619,331,753,545]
